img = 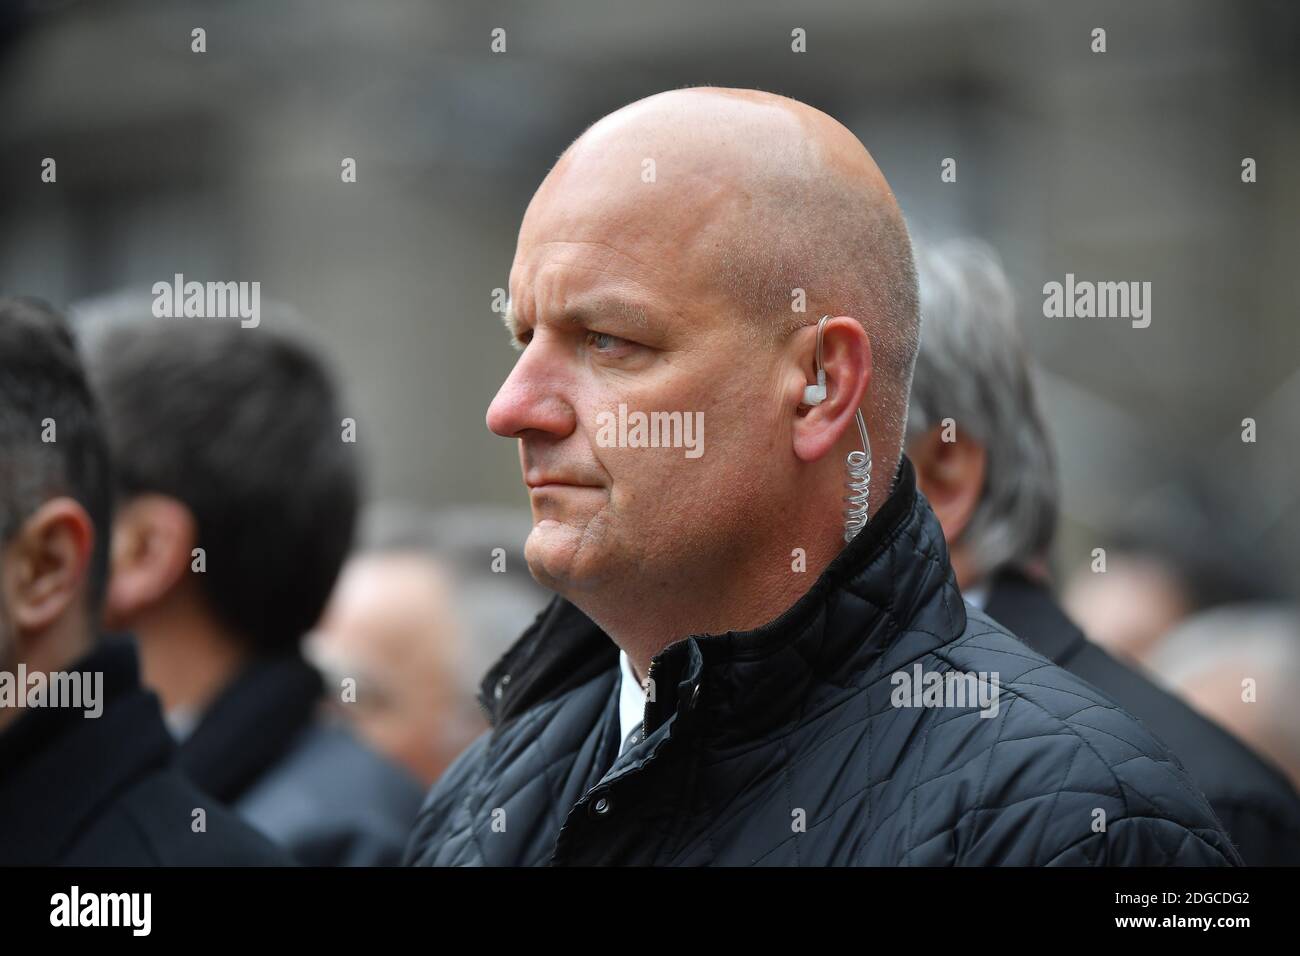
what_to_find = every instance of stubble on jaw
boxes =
[525,491,620,595]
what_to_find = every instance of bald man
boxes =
[405,88,1239,866]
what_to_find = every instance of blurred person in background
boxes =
[1152,605,1300,796]
[904,238,1300,864]
[80,309,423,866]
[0,297,287,865]
[405,88,1239,867]
[309,504,548,787]
[1061,503,1281,670]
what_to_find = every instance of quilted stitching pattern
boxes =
[406,487,1241,868]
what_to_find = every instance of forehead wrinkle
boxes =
[516,256,662,327]
[534,238,674,287]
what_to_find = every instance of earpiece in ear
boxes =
[802,315,832,407]
[803,370,827,406]
[801,315,874,541]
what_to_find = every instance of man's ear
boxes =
[790,316,873,463]
[908,425,987,542]
[103,494,197,631]
[2,497,95,637]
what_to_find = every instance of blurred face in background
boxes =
[310,552,483,786]
[486,103,800,603]
[1062,553,1193,668]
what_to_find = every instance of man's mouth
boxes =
[524,472,603,491]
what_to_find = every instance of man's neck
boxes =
[0,614,95,733]
[582,514,845,682]
[133,606,248,718]
[581,455,902,680]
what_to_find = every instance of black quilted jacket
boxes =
[405,458,1241,866]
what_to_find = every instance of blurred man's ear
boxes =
[103,494,197,631]
[909,425,987,545]
[1,497,95,639]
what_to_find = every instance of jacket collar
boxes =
[0,639,174,864]
[481,597,617,730]
[482,456,963,742]
[176,652,323,802]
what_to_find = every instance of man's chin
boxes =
[524,518,608,594]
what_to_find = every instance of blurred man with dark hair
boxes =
[82,312,422,866]
[0,297,287,865]
[905,239,1300,864]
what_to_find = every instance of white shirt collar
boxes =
[963,584,988,611]
[617,649,647,755]
[163,707,200,742]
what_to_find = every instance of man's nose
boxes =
[486,341,577,439]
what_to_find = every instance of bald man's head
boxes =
[540,87,918,425]
[489,88,919,656]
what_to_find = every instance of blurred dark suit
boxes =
[176,653,424,866]
[987,568,1300,865]
[0,640,290,865]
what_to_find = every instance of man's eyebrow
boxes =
[502,296,656,337]
[563,296,653,329]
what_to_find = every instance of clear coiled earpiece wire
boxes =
[802,315,872,542]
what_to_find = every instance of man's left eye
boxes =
[587,331,629,352]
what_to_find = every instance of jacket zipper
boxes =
[640,657,657,743]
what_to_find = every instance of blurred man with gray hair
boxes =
[310,505,549,787]
[905,238,1300,864]
[1152,605,1300,795]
